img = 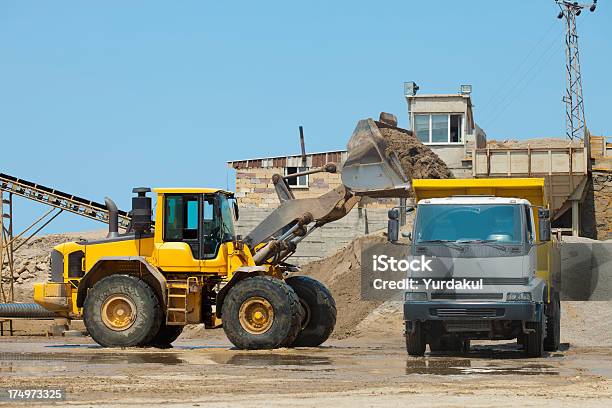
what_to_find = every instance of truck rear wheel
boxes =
[285,276,336,347]
[524,310,545,358]
[544,291,561,351]
[83,274,162,347]
[146,324,184,348]
[405,321,426,356]
[222,276,302,350]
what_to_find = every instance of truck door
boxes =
[157,194,202,272]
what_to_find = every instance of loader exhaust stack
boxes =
[104,197,119,238]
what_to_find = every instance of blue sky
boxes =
[0,1,610,233]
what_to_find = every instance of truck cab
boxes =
[400,178,561,357]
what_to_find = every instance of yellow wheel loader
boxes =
[33,117,410,349]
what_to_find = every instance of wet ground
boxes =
[0,332,611,407]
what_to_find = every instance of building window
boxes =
[285,166,309,188]
[413,114,463,144]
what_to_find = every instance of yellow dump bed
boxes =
[412,178,547,208]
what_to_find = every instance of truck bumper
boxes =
[404,301,537,322]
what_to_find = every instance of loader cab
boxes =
[154,188,237,271]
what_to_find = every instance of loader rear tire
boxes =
[222,276,302,350]
[285,276,336,347]
[405,321,426,356]
[83,274,162,348]
[147,324,184,348]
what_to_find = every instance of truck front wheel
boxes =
[544,291,561,351]
[524,310,545,358]
[83,274,162,347]
[222,276,303,349]
[405,321,426,356]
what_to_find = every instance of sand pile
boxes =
[378,124,453,180]
[487,138,582,149]
[298,233,389,339]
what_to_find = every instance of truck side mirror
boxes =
[538,208,551,242]
[233,201,240,221]
[387,209,400,243]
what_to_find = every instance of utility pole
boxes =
[556,0,597,142]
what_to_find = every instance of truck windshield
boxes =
[414,204,523,245]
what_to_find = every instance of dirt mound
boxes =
[378,125,453,180]
[297,233,388,339]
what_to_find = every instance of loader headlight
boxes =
[405,292,427,301]
[506,292,532,301]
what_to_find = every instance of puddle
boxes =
[217,353,332,368]
[405,358,559,376]
[0,352,186,367]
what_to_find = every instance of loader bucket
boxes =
[341,119,411,197]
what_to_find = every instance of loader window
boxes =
[164,195,199,241]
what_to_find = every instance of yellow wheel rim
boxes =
[239,296,274,334]
[101,295,137,331]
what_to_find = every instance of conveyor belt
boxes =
[0,173,131,230]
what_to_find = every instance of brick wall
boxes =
[593,171,612,240]
[580,171,612,240]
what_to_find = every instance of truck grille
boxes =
[433,308,503,318]
[49,249,64,283]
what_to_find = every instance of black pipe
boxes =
[0,303,57,318]
[104,197,119,238]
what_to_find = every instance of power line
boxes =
[482,40,565,132]
[479,19,559,117]
[481,31,564,129]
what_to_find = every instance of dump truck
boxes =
[32,117,410,349]
[391,178,561,357]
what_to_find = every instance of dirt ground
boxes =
[2,233,611,406]
[0,325,611,407]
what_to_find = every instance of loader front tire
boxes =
[222,276,302,350]
[146,324,184,348]
[83,274,162,347]
[286,276,336,347]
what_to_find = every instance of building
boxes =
[228,151,347,209]
[405,84,487,178]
